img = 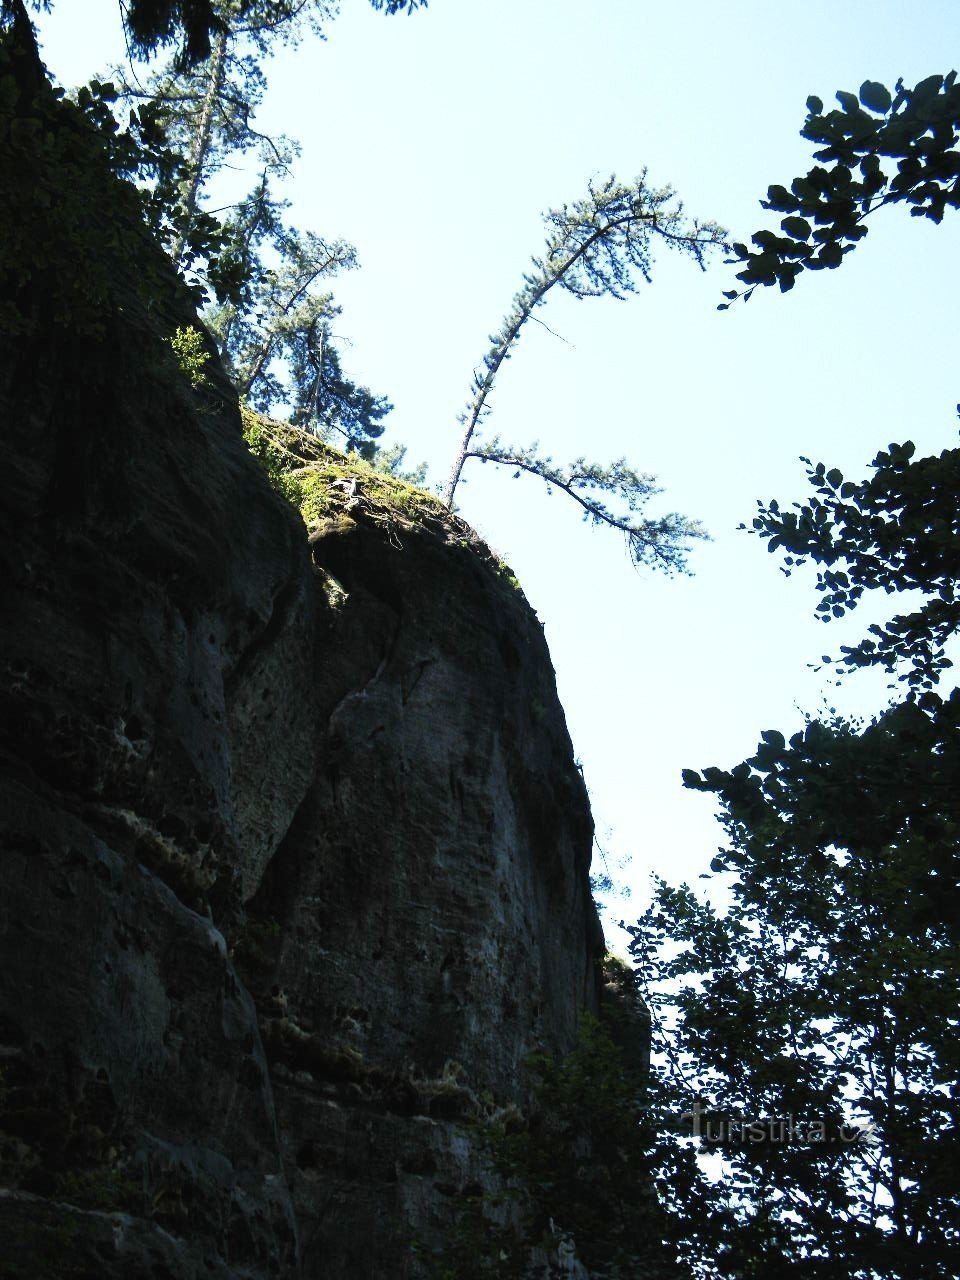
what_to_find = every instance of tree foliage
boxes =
[633,735,960,1277]
[203,175,390,453]
[89,0,394,455]
[444,173,726,571]
[470,438,707,574]
[748,439,960,692]
[633,463,960,1270]
[421,962,702,1280]
[501,1006,675,1278]
[721,72,960,305]
[632,690,960,1277]
[122,0,425,67]
[630,72,960,1280]
[104,0,324,284]
[113,0,330,270]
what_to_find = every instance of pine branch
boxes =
[466,439,708,574]
[236,237,355,395]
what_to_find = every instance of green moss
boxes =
[241,405,451,533]
[239,408,535,620]
[296,466,348,525]
[496,561,523,593]
[240,408,309,509]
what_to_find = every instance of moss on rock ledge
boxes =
[240,405,528,599]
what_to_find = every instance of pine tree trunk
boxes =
[171,24,228,267]
[441,220,619,508]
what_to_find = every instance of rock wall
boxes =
[0,20,604,1278]
[247,479,603,1275]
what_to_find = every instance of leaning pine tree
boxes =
[443,173,727,572]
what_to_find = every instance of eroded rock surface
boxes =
[0,18,602,1278]
[243,502,603,1276]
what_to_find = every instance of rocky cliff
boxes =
[0,19,604,1277]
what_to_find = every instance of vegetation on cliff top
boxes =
[240,405,526,594]
[16,0,724,572]
[241,404,446,529]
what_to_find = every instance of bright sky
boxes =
[35,0,960,940]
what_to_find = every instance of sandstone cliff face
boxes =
[0,24,603,1277]
[248,480,603,1275]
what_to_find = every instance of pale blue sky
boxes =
[36,1,960,936]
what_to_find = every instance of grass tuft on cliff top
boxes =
[241,406,526,597]
[241,406,449,531]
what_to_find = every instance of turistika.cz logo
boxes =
[683,1099,878,1151]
